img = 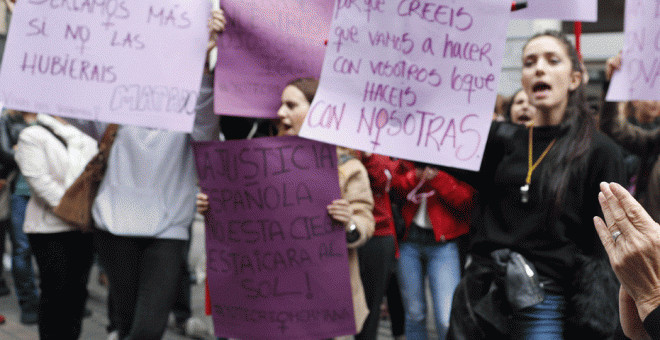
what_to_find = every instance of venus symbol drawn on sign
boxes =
[370,108,389,151]
[64,24,91,55]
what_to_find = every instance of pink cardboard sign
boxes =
[298,0,510,172]
[512,0,598,22]
[213,0,333,118]
[607,0,660,101]
[0,1,211,132]
[192,136,356,340]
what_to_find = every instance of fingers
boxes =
[327,199,351,225]
[594,215,616,256]
[415,168,424,180]
[425,167,439,180]
[605,52,622,81]
[599,182,635,236]
[598,182,619,232]
[196,192,209,214]
[208,9,227,34]
[609,182,657,234]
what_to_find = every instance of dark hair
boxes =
[504,88,524,122]
[287,77,319,104]
[523,30,595,210]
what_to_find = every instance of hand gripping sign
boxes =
[193,136,356,340]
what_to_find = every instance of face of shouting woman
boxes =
[277,85,310,137]
[509,90,537,125]
[521,36,582,126]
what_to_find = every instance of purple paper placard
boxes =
[192,136,355,340]
[511,0,597,22]
[298,0,510,172]
[0,1,210,132]
[213,0,333,118]
[606,0,660,101]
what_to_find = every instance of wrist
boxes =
[637,293,660,321]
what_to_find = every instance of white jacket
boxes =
[15,115,98,234]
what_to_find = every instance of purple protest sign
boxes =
[607,1,660,101]
[213,1,333,118]
[511,0,597,22]
[0,1,210,132]
[298,0,510,171]
[192,136,355,340]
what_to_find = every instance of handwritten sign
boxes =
[512,0,598,22]
[298,0,509,172]
[213,1,333,118]
[192,136,355,340]
[0,1,210,132]
[607,0,660,101]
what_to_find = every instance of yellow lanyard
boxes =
[526,125,556,185]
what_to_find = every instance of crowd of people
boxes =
[2,3,660,340]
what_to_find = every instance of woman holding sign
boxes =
[447,31,625,340]
[280,78,375,337]
[197,77,376,337]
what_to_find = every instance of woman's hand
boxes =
[207,8,227,51]
[415,166,438,181]
[606,51,622,81]
[196,192,209,214]
[327,199,351,226]
[594,182,660,321]
[620,287,652,340]
[4,0,15,13]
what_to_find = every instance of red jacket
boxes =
[392,161,475,242]
[360,153,398,238]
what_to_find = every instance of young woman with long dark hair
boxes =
[198,77,376,338]
[447,30,625,340]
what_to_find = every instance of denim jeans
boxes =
[509,293,567,340]
[94,231,185,340]
[398,225,461,340]
[8,194,38,310]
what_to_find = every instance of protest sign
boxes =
[214,0,333,118]
[298,0,510,172]
[512,0,597,22]
[192,136,355,340]
[0,1,210,132]
[607,0,660,101]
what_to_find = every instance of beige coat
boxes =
[337,147,375,335]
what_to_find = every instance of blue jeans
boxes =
[8,194,38,310]
[398,225,460,340]
[509,293,567,340]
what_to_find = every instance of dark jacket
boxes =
[600,92,660,223]
[0,111,28,180]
